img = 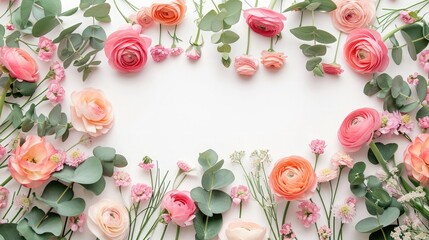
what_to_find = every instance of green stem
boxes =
[160,224,168,240]
[333,32,342,64]
[171,25,178,48]
[268,0,277,9]
[337,223,344,240]
[113,0,129,23]
[10,208,22,223]
[382,24,411,42]
[369,141,392,177]
[124,0,139,11]
[36,208,53,228]
[316,188,330,225]
[239,202,243,218]
[175,225,181,240]
[281,201,290,225]
[159,24,162,45]
[314,154,319,170]
[245,27,251,55]
[1,176,12,186]
[0,77,13,119]
[268,37,274,52]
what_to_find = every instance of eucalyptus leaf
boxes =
[290,26,316,41]
[32,16,61,37]
[314,29,336,44]
[53,23,82,43]
[194,211,223,240]
[20,0,34,29]
[389,35,402,65]
[0,25,4,46]
[0,224,24,240]
[355,217,382,233]
[17,220,54,240]
[84,3,111,18]
[39,0,62,16]
[60,7,79,16]
[416,75,428,102]
[306,57,322,71]
[93,146,116,162]
[25,207,62,235]
[198,149,218,171]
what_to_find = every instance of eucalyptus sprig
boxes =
[191,149,235,240]
[198,0,242,67]
[285,0,337,76]
[377,0,429,32]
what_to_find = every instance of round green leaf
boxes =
[355,217,382,233]
[379,207,400,227]
[32,16,61,37]
[93,146,116,162]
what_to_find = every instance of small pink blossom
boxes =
[131,183,153,202]
[177,160,191,173]
[296,200,320,228]
[46,81,65,105]
[280,223,297,240]
[185,45,201,61]
[333,198,357,224]
[419,116,429,129]
[322,63,343,75]
[235,55,258,76]
[378,111,400,136]
[0,145,5,159]
[50,150,67,171]
[65,149,86,167]
[49,61,65,82]
[6,24,14,31]
[15,194,31,211]
[318,225,332,240]
[394,111,414,134]
[161,213,172,224]
[407,72,419,85]
[331,151,353,168]
[309,139,327,155]
[69,213,86,232]
[0,186,9,209]
[230,185,250,205]
[317,167,339,183]
[37,36,56,62]
[113,171,131,187]
[170,47,183,56]
[400,11,415,24]
[150,45,170,62]
[419,49,429,73]
[139,156,155,170]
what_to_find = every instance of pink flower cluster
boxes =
[113,171,132,187]
[46,61,66,105]
[65,149,86,167]
[131,183,153,202]
[317,151,353,183]
[37,36,56,62]
[377,111,414,137]
[296,200,320,228]
[280,223,297,240]
[69,213,86,232]
[309,139,327,155]
[139,156,155,170]
[230,185,250,205]
[420,50,429,73]
[0,186,9,209]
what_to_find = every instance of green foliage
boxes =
[32,16,61,37]
[0,224,24,240]
[192,149,234,239]
[24,207,62,236]
[0,25,4,47]
[401,24,429,60]
[367,142,398,165]
[284,0,337,12]
[290,26,336,44]
[17,220,54,240]
[355,208,400,233]
[83,3,111,22]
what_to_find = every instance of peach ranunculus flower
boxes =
[338,107,381,152]
[243,8,286,37]
[331,0,376,33]
[234,55,259,76]
[8,135,58,188]
[129,7,154,30]
[261,51,286,70]
[104,25,152,72]
[225,220,266,240]
[404,134,429,187]
[87,199,129,240]
[70,88,114,137]
[343,28,389,74]
[0,47,39,82]
[150,0,187,26]
[269,156,318,201]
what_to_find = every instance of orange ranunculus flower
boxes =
[8,135,58,188]
[404,134,429,187]
[269,156,317,201]
[150,0,187,26]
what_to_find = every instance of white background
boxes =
[1,0,427,239]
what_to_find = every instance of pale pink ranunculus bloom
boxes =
[330,0,375,33]
[404,134,429,187]
[70,88,114,137]
[104,25,152,72]
[161,190,196,227]
[419,49,429,73]
[337,107,381,152]
[129,7,154,30]
[260,51,286,69]
[37,36,56,62]
[46,81,65,105]
[225,220,266,240]
[317,167,339,183]
[0,186,9,209]
[322,63,344,75]
[343,28,389,74]
[331,151,354,168]
[243,8,286,37]
[87,199,129,240]
[8,135,58,188]
[234,55,258,76]
[0,47,39,82]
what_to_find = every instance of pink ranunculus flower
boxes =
[0,47,38,82]
[87,199,129,240]
[104,25,152,72]
[37,36,56,62]
[322,63,344,75]
[70,88,114,137]
[161,190,196,227]
[225,220,266,240]
[404,134,429,187]
[419,49,429,73]
[129,7,154,30]
[260,51,286,69]
[343,28,389,74]
[0,186,9,209]
[8,135,58,188]
[235,55,258,76]
[243,8,286,37]
[331,0,375,33]
[338,108,381,152]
